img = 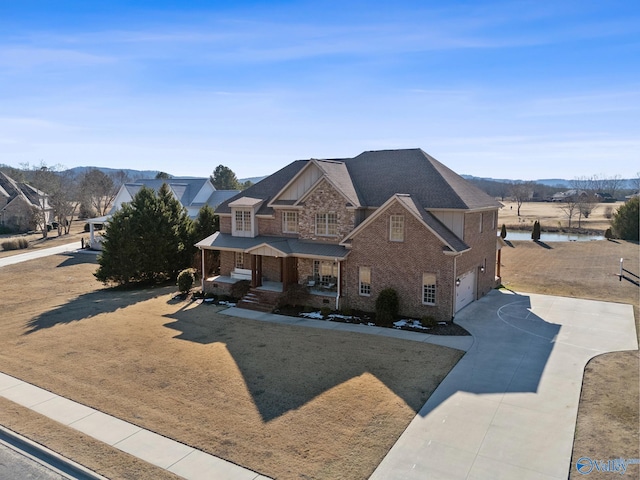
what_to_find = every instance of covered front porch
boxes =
[196,232,348,310]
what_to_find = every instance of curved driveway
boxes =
[371,289,638,480]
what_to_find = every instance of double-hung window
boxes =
[316,213,338,236]
[390,215,404,241]
[359,266,371,296]
[422,273,436,305]
[282,211,298,233]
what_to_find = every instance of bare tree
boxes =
[509,181,534,216]
[79,169,129,216]
[558,199,579,228]
[49,170,79,235]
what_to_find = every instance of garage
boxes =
[455,269,476,313]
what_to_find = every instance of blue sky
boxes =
[0,0,638,180]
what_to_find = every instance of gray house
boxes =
[87,177,239,249]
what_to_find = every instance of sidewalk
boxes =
[0,372,269,480]
[0,242,83,268]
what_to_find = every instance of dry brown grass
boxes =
[499,200,623,231]
[501,239,639,477]
[0,254,463,479]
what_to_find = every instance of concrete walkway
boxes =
[370,289,638,480]
[221,306,475,351]
[0,372,269,480]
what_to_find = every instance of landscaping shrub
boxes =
[604,228,613,240]
[611,197,639,241]
[230,280,251,300]
[421,316,437,328]
[500,224,507,239]
[375,288,399,326]
[320,306,332,318]
[531,220,541,241]
[177,268,196,294]
[1,238,29,251]
[277,283,310,308]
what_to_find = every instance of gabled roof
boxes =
[216,149,500,216]
[115,177,239,213]
[0,172,48,209]
[341,194,470,253]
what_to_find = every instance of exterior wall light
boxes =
[456,278,461,287]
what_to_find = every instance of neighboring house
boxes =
[197,149,502,321]
[550,189,587,202]
[87,177,239,249]
[0,172,53,232]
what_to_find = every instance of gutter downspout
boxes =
[452,255,458,321]
[335,259,341,311]
[200,247,205,291]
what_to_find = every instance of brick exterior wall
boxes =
[219,250,235,276]
[213,190,498,321]
[342,201,456,322]
[456,210,498,300]
[257,213,281,236]
[219,215,231,234]
[298,179,354,243]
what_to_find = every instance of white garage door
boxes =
[455,269,476,313]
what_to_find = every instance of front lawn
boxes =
[0,253,464,479]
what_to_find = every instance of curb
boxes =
[0,425,108,480]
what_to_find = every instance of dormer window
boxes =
[229,196,263,237]
[235,210,251,232]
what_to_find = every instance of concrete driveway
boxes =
[0,242,82,268]
[371,289,638,480]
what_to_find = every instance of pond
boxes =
[504,231,604,242]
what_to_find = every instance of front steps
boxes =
[237,289,280,312]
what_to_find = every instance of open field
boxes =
[501,239,639,478]
[0,253,463,479]
[499,200,624,231]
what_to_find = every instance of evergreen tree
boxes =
[531,220,541,241]
[193,204,219,242]
[211,165,240,190]
[500,224,507,239]
[611,197,639,241]
[95,185,194,285]
[193,204,220,277]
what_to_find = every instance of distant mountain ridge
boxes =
[65,166,160,180]
[63,167,634,191]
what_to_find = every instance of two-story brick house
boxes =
[196,149,501,321]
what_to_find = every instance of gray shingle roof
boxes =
[196,232,349,260]
[216,149,500,215]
